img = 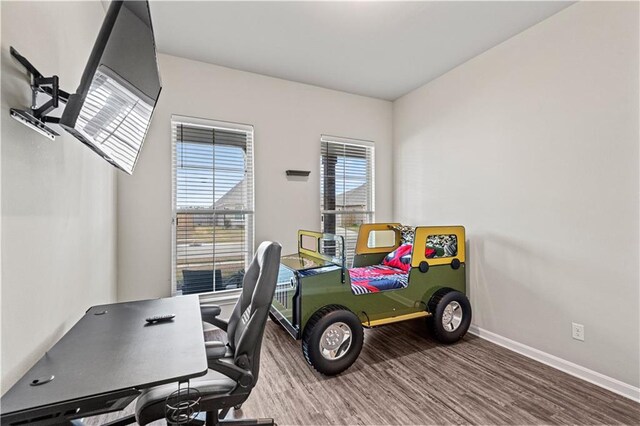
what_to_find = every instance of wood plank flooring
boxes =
[86,319,640,425]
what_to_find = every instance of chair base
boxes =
[201,410,274,426]
[95,411,274,426]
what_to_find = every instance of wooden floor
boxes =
[88,319,640,425]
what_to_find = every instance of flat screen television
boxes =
[60,0,161,174]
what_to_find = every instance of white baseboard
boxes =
[468,325,640,403]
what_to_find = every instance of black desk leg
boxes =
[206,410,218,426]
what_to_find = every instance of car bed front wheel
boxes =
[302,306,364,376]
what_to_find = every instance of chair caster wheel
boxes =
[234,404,243,410]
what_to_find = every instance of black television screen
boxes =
[60,0,161,174]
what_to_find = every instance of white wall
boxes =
[117,54,392,302]
[1,2,116,394]
[393,1,639,388]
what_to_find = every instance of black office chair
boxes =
[134,241,282,426]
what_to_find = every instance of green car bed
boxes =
[269,223,472,375]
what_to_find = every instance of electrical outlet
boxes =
[572,322,585,341]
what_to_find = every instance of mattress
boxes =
[348,265,409,295]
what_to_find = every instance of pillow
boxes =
[382,244,413,272]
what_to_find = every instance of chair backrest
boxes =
[226,241,282,383]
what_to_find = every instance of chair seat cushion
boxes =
[135,368,236,425]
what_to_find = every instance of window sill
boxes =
[197,289,241,305]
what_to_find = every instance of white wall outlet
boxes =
[572,322,585,341]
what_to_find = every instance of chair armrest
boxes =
[208,358,254,389]
[200,304,222,321]
[200,303,228,331]
[205,341,227,360]
[205,317,228,332]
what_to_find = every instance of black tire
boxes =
[302,305,364,376]
[427,290,472,344]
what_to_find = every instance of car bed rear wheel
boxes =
[428,290,472,344]
[302,306,364,376]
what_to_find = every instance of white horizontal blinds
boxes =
[172,117,254,295]
[320,136,374,266]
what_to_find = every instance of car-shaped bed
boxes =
[269,223,472,375]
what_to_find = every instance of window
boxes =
[367,229,396,249]
[426,234,458,258]
[320,135,374,265]
[172,116,254,295]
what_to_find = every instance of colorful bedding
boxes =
[382,243,412,272]
[349,265,409,295]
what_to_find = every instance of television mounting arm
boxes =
[10,46,71,125]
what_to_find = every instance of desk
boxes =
[1,296,208,425]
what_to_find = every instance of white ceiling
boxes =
[149,1,573,101]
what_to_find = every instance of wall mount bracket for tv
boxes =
[9,46,70,140]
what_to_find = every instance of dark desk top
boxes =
[1,296,208,417]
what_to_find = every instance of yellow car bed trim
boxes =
[355,223,402,255]
[298,229,324,259]
[411,225,466,267]
[365,311,431,327]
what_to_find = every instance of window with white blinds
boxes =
[172,116,254,295]
[320,135,375,265]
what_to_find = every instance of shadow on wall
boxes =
[2,46,68,218]
[468,232,573,337]
[467,230,637,365]
[2,47,30,108]
[464,231,640,385]
[2,323,67,394]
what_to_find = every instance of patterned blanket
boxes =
[349,265,409,295]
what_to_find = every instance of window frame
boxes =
[320,135,375,265]
[171,115,255,297]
